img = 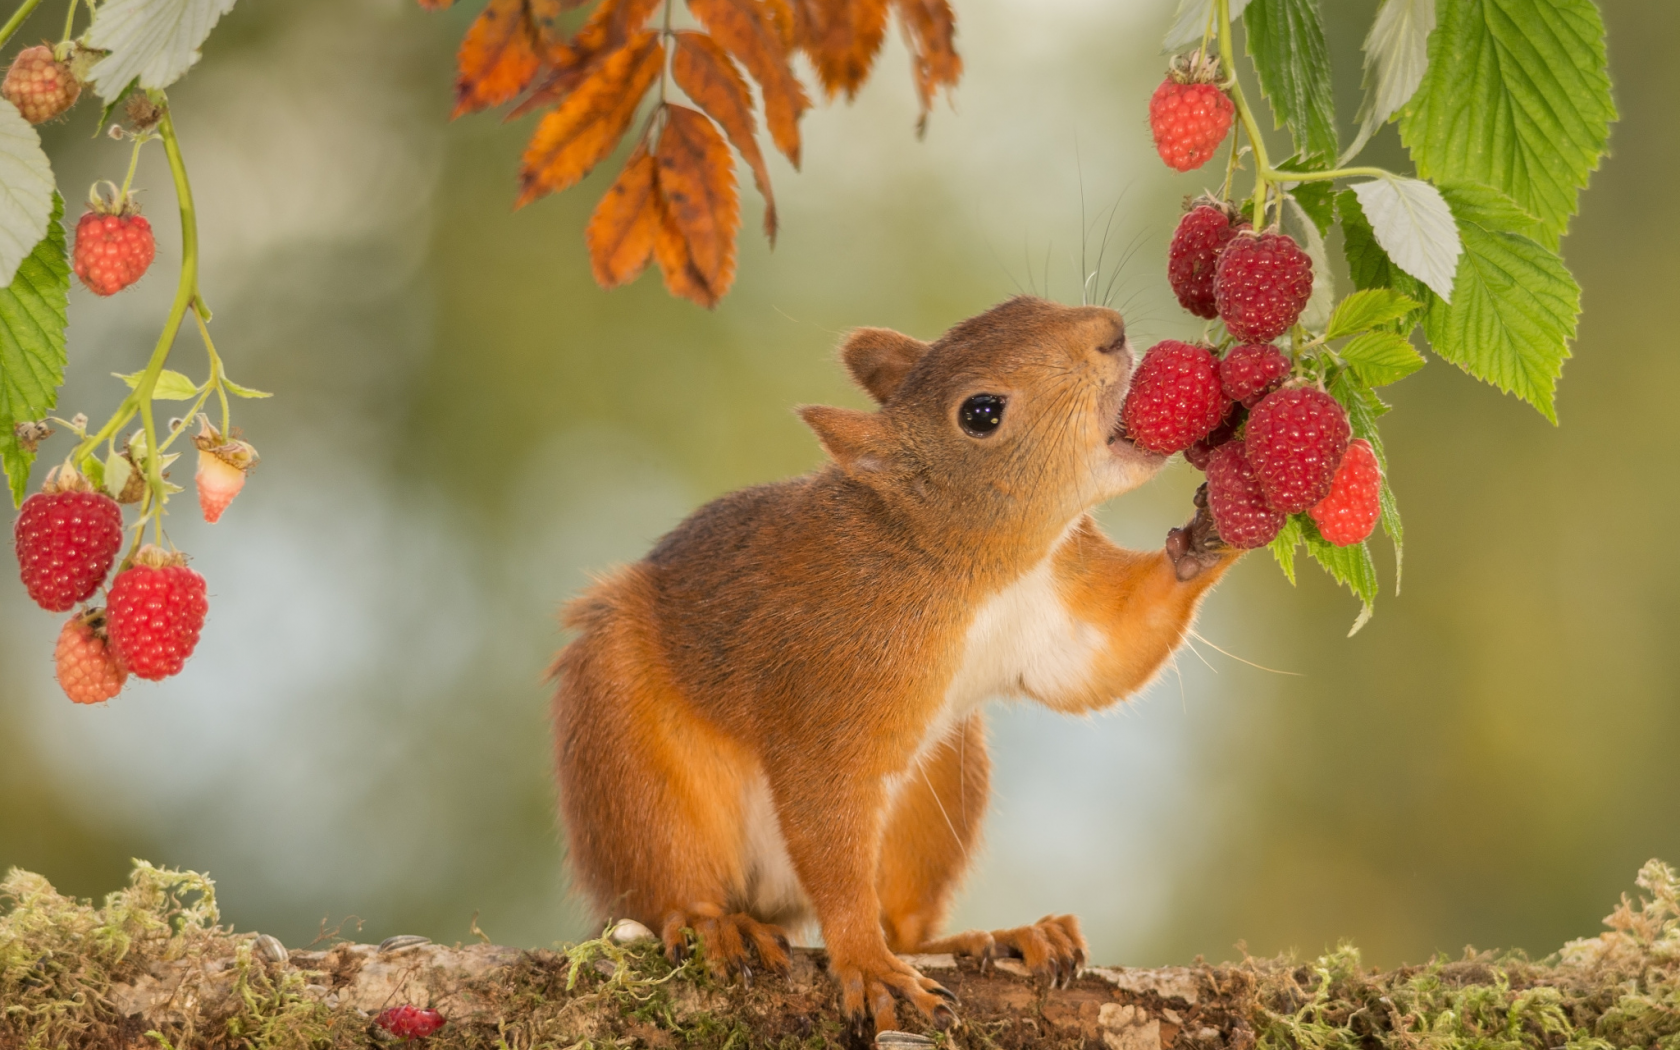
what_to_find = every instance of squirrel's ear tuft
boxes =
[841,328,929,404]
[798,405,892,472]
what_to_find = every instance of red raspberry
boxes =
[2,45,80,124]
[1204,440,1283,549]
[73,209,155,296]
[1213,231,1314,343]
[1121,340,1231,455]
[1168,204,1247,318]
[1184,403,1241,471]
[1309,438,1381,546]
[376,1005,446,1040]
[54,610,127,705]
[1244,387,1351,514]
[1219,343,1292,407]
[105,546,209,681]
[14,472,125,612]
[1149,79,1233,172]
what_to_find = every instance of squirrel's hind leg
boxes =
[552,573,788,981]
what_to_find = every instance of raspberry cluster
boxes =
[1120,201,1381,552]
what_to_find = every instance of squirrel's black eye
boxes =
[959,394,1006,437]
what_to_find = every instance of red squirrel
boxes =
[551,296,1237,1034]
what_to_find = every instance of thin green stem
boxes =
[0,0,44,51]
[58,0,73,43]
[1266,165,1389,183]
[191,306,229,436]
[1215,0,1271,226]
[118,135,145,199]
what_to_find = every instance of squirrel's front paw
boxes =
[659,906,790,985]
[1166,482,1234,582]
[832,949,958,1037]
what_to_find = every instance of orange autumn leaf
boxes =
[790,0,889,101]
[654,105,740,307]
[687,0,809,167]
[517,31,664,206]
[586,145,662,287]
[671,30,777,243]
[893,0,960,128]
[453,0,543,118]
[514,0,663,117]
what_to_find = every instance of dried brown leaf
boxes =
[513,0,663,117]
[893,0,960,127]
[790,0,889,101]
[671,30,777,243]
[653,105,739,307]
[586,145,663,287]
[687,0,809,167]
[517,31,664,205]
[453,0,544,118]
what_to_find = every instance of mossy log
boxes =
[3,860,1678,1049]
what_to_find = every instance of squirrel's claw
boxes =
[1167,482,1232,582]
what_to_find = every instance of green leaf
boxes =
[1346,0,1437,160]
[1337,190,1430,332]
[1269,513,1304,585]
[115,368,200,400]
[0,194,69,507]
[1349,176,1462,301]
[1278,157,1335,233]
[1424,183,1580,422]
[1398,0,1614,246]
[85,0,239,99]
[1244,0,1339,166]
[1326,288,1423,338]
[103,448,132,500]
[1164,0,1254,50]
[0,100,56,287]
[1303,519,1379,634]
[1340,331,1425,387]
[222,377,272,399]
[1435,179,1547,241]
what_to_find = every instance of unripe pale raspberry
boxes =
[193,421,259,524]
[1168,204,1247,318]
[1149,81,1233,172]
[54,610,127,705]
[2,45,80,124]
[1121,340,1231,455]
[1204,440,1283,549]
[106,546,208,681]
[14,472,125,612]
[1309,437,1381,546]
[1214,231,1314,343]
[73,210,155,296]
[1219,343,1292,407]
[1245,387,1351,514]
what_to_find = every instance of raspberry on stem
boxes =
[1148,51,1233,173]
[14,466,125,612]
[54,609,127,705]
[1204,440,1284,549]
[1121,341,1231,455]
[1245,387,1352,514]
[1310,438,1382,546]
[1168,203,1248,319]
[73,206,155,296]
[2,45,80,124]
[1213,231,1314,343]
[105,545,209,682]
[1219,343,1292,407]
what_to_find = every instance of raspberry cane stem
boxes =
[0,0,45,52]
[72,102,211,542]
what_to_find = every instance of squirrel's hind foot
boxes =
[915,914,1086,989]
[660,906,791,985]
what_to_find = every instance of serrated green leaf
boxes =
[1379,483,1403,592]
[1337,190,1431,332]
[1398,0,1614,246]
[0,194,69,507]
[1302,517,1379,632]
[1269,513,1304,585]
[1346,0,1436,161]
[1327,288,1423,338]
[86,0,240,98]
[1435,179,1548,241]
[1244,0,1339,166]
[0,100,55,288]
[116,368,199,399]
[1340,331,1425,387]
[1423,187,1579,422]
[1350,177,1462,301]
[222,377,271,399]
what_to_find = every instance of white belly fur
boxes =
[740,537,1104,925]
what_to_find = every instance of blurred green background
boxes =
[2,0,1675,969]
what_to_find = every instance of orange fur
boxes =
[551,297,1239,1033]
